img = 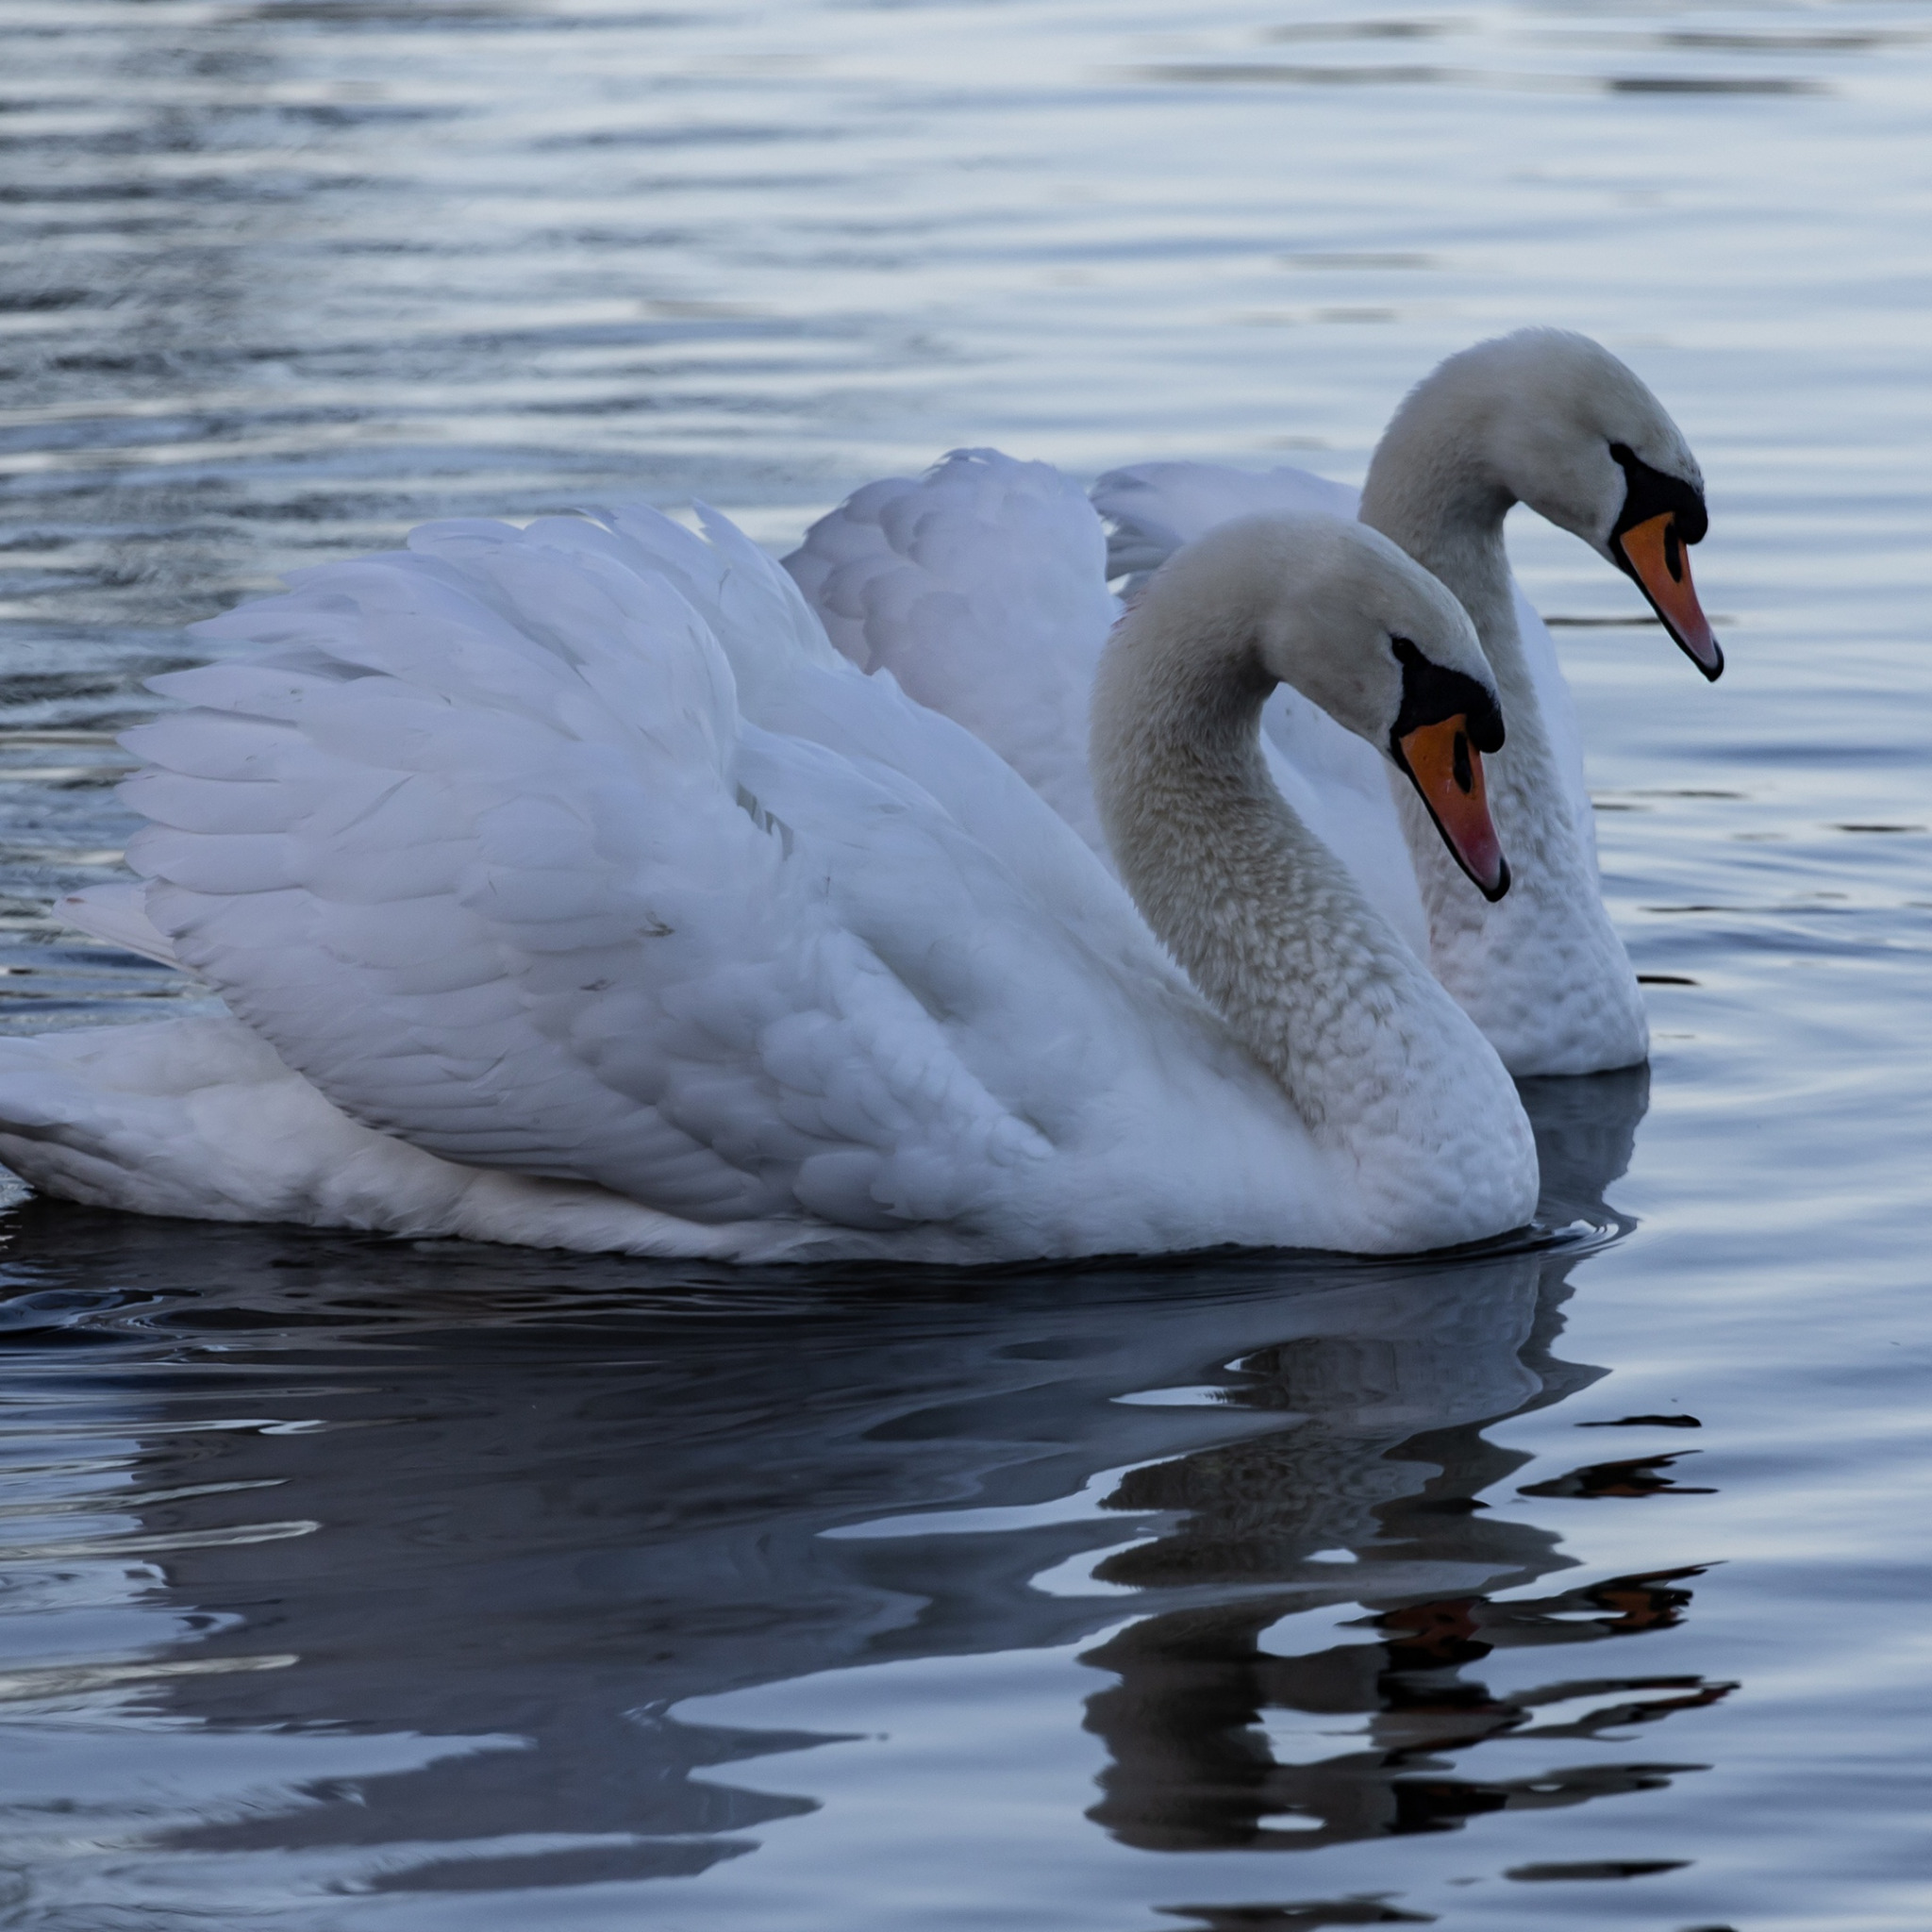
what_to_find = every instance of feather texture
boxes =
[0,503,1537,1259]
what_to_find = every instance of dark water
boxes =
[1,2,1930,1926]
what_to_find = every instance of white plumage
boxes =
[786,450,1434,954]
[784,451,1118,857]
[0,502,1538,1261]
[1093,456,1597,853]
[788,334,1717,1077]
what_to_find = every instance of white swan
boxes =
[786,329,1721,1076]
[0,506,1536,1261]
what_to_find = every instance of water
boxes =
[0,0,1928,1924]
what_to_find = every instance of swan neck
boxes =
[1359,409,1518,662]
[1091,597,1468,1148]
[1358,391,1548,768]
[1357,358,1642,1077]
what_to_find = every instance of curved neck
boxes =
[1358,400,1588,907]
[1090,599,1507,1157]
[1360,407,1529,720]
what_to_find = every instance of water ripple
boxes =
[0,2,1926,1928]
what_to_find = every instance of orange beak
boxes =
[1395,714,1509,902]
[1613,510,1723,680]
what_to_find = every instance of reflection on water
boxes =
[1070,1079,1734,1859]
[0,1074,1674,1923]
[1088,1568,1720,1856]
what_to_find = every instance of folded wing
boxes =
[784,449,1118,854]
[122,510,1183,1235]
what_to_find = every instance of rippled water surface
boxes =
[1,1,1930,1925]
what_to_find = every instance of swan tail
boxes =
[0,1017,441,1227]
[783,448,1119,852]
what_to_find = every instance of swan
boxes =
[786,329,1721,1076]
[0,505,1536,1261]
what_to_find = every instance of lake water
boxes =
[0,1,1929,1926]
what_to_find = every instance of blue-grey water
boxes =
[0,2,1928,1926]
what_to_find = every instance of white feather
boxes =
[58,882,182,969]
[0,505,1537,1260]
[789,450,1431,952]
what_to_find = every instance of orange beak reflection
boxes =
[1615,511,1723,680]
[1397,715,1509,902]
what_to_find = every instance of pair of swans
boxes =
[0,331,1718,1262]
[790,328,1719,1079]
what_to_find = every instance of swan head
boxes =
[1123,513,1512,900]
[1379,328,1723,680]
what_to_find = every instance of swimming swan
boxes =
[0,507,1537,1261]
[788,329,1720,1077]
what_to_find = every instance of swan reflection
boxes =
[1076,1069,1728,1855]
[1084,1562,1724,1854]
[0,1066,1720,1904]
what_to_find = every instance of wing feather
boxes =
[123,509,1179,1235]
[783,449,1119,852]
[1093,459,1358,594]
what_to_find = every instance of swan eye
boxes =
[1608,441,1707,544]
[1388,637,1505,754]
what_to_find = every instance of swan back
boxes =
[783,449,1118,849]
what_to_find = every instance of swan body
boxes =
[790,331,1719,1076]
[0,505,1536,1260]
